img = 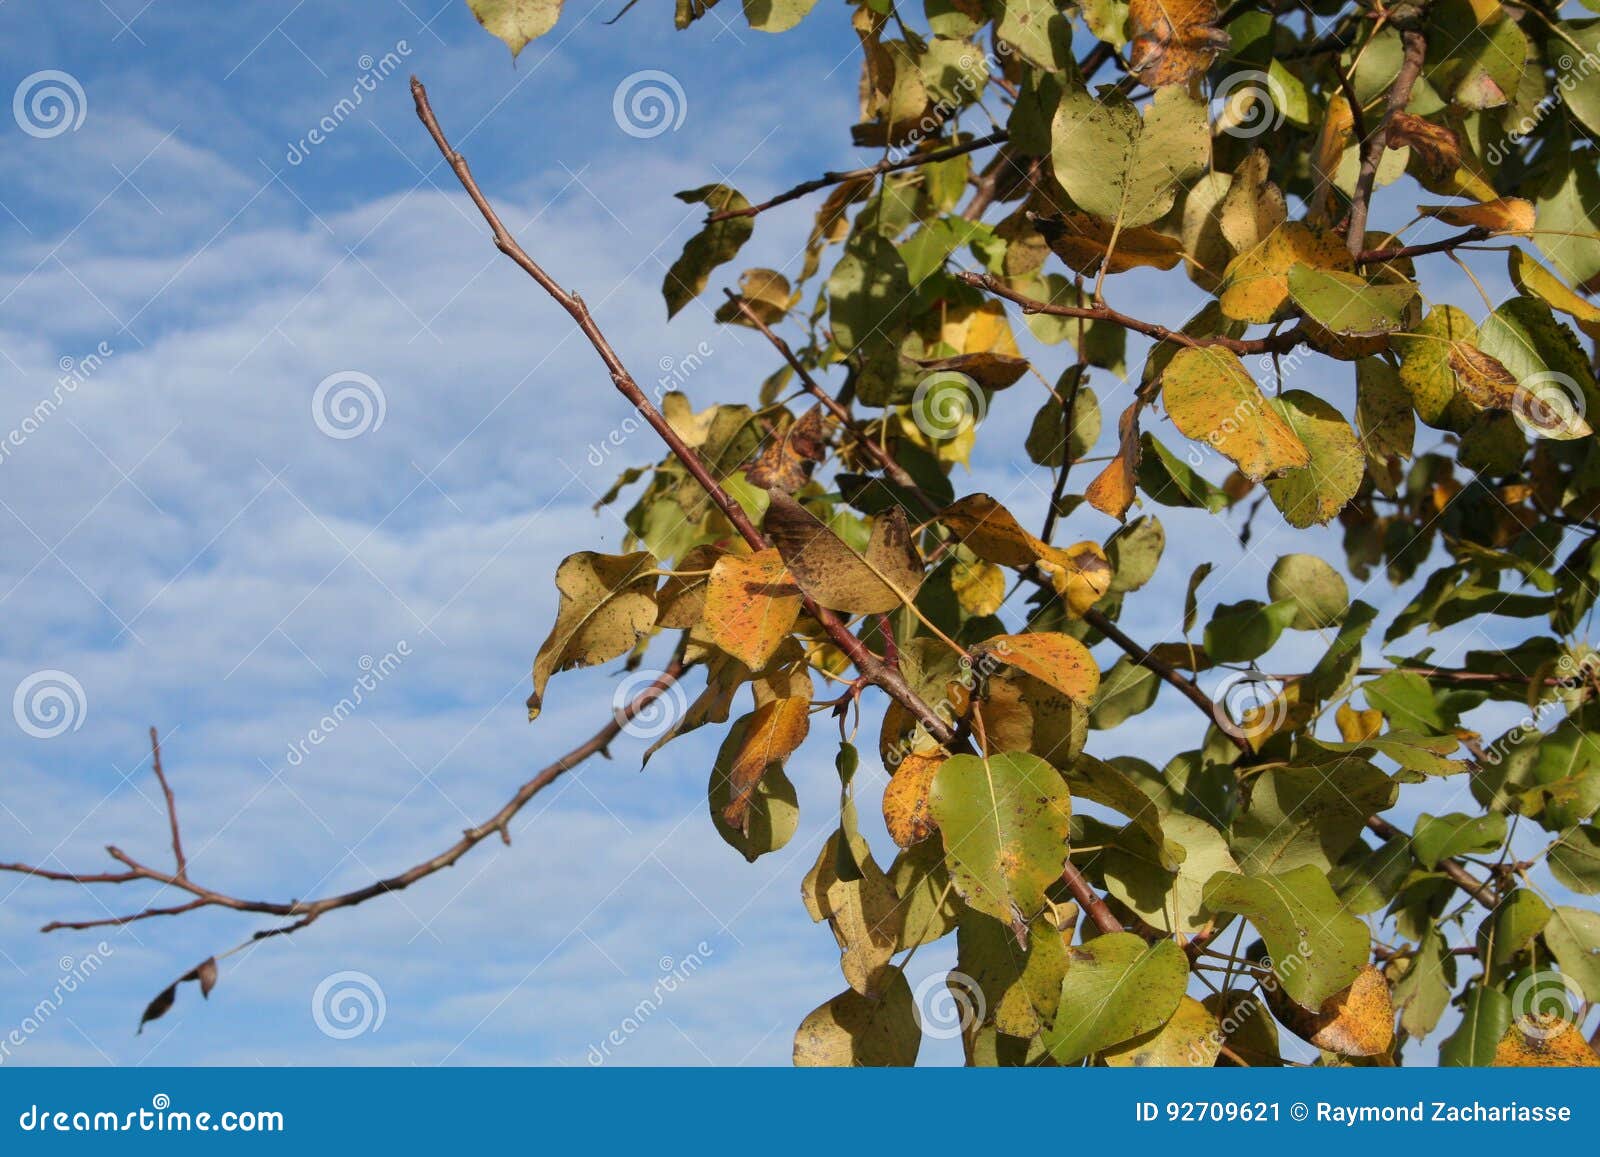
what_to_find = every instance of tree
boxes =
[8,0,1600,1066]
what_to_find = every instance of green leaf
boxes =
[1105,515,1164,594]
[1477,888,1551,969]
[1439,987,1511,1066]
[1287,266,1416,337]
[954,909,1068,1039]
[528,551,657,720]
[793,972,921,1066]
[1041,934,1188,1064]
[827,231,912,353]
[1392,927,1457,1038]
[996,0,1072,70]
[1052,85,1208,230]
[1137,433,1230,511]
[1544,906,1600,1002]
[1424,0,1527,110]
[929,752,1072,936]
[1363,670,1449,733]
[1267,553,1349,629]
[1264,391,1364,527]
[1548,826,1600,894]
[1230,760,1397,874]
[743,0,819,33]
[1411,811,1507,869]
[1100,812,1238,937]
[663,186,755,318]
[1202,866,1369,1008]
[1088,657,1161,729]
[466,0,562,55]
[1203,598,1299,663]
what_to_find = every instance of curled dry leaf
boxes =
[1418,197,1535,235]
[763,489,923,614]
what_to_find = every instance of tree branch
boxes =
[706,131,1008,223]
[1345,28,1428,254]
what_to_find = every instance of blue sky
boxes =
[0,1,1579,1067]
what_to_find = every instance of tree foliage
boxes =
[468,0,1600,1066]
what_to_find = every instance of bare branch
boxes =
[1346,28,1428,254]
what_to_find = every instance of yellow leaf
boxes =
[1264,390,1364,527]
[1103,995,1222,1066]
[938,494,1048,567]
[1086,404,1141,520]
[1492,1018,1600,1067]
[1418,197,1535,235]
[1220,222,1352,323]
[974,632,1100,706]
[704,548,802,669]
[951,556,1006,616]
[1162,346,1311,480]
[1269,964,1396,1057]
[529,551,658,720]
[883,751,944,847]
[1336,703,1384,743]
[1509,248,1600,338]
[1038,541,1112,617]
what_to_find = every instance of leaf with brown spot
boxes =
[1492,1018,1600,1066]
[1127,0,1228,87]
[974,632,1100,706]
[764,491,923,615]
[883,751,944,847]
[1219,222,1352,324]
[656,544,724,630]
[1162,346,1311,480]
[703,548,802,669]
[1389,113,1461,183]
[745,405,829,493]
[938,493,1048,567]
[1266,963,1395,1057]
[1446,342,1521,410]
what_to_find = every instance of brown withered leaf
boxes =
[937,493,1047,567]
[703,548,802,669]
[1446,342,1521,410]
[882,751,944,848]
[138,955,220,1034]
[764,490,924,614]
[1419,197,1536,235]
[1032,211,1185,276]
[1388,113,1461,183]
[745,405,830,493]
[723,689,811,830]
[912,351,1030,391]
[1128,0,1229,87]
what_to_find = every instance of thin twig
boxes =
[148,727,187,878]
[1345,28,1427,253]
